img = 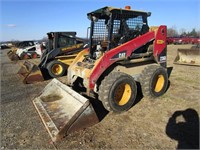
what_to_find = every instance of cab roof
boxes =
[87,6,151,19]
[47,32,76,36]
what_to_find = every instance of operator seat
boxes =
[118,20,141,45]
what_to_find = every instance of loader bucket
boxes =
[32,79,99,142]
[174,48,200,66]
[17,61,44,84]
[7,50,13,56]
[7,51,19,61]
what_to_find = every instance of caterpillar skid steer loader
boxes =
[33,6,169,142]
[18,32,87,83]
[174,44,200,66]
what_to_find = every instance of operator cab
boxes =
[39,32,85,68]
[47,32,77,51]
[87,6,151,59]
[42,32,85,58]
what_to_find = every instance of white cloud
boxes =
[6,24,16,27]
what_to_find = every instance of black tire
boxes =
[31,52,38,59]
[140,65,168,98]
[99,72,137,112]
[20,52,29,60]
[46,60,67,78]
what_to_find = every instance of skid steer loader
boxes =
[33,6,169,142]
[18,32,87,83]
[7,41,37,61]
[174,44,200,66]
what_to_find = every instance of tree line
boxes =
[167,27,200,37]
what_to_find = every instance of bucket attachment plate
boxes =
[17,61,44,84]
[33,79,99,142]
[174,48,200,66]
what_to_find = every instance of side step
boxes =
[33,79,99,142]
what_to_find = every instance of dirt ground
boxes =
[1,45,199,149]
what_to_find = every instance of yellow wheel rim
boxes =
[114,83,132,106]
[154,75,165,92]
[52,64,63,75]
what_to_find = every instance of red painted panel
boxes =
[153,26,167,57]
[89,31,155,89]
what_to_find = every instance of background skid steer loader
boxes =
[7,41,37,61]
[33,6,169,142]
[18,32,87,83]
[174,44,200,66]
[15,43,43,60]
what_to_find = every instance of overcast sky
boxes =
[1,0,200,41]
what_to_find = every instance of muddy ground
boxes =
[1,45,199,149]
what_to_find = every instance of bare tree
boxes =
[167,27,178,37]
[179,28,187,36]
[189,28,198,37]
[196,30,200,37]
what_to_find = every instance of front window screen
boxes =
[58,35,75,48]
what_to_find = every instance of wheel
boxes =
[31,52,38,59]
[99,72,137,112]
[140,65,168,98]
[20,52,29,59]
[46,60,67,78]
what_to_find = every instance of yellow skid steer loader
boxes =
[18,32,87,83]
